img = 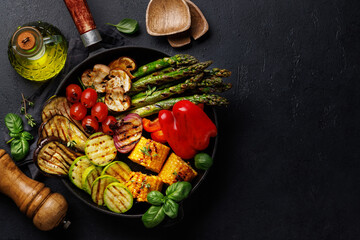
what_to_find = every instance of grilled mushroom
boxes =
[105,78,131,112]
[81,64,110,93]
[108,57,136,79]
[108,69,132,92]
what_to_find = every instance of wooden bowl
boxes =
[146,0,191,36]
[186,0,209,40]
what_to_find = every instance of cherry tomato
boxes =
[66,84,82,103]
[91,102,108,122]
[142,118,161,132]
[81,88,98,108]
[101,116,117,135]
[70,102,87,121]
[82,115,99,134]
[151,130,167,143]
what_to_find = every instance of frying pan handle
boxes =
[63,0,102,47]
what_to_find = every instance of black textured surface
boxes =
[1,0,360,239]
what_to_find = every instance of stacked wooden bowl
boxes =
[146,0,209,47]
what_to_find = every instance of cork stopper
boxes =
[11,26,43,57]
[17,31,36,50]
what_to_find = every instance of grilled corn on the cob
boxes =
[128,137,170,173]
[158,153,198,185]
[125,172,163,202]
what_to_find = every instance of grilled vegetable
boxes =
[108,56,136,79]
[34,138,82,176]
[121,94,229,118]
[125,172,163,202]
[158,153,198,185]
[85,132,117,166]
[81,64,110,93]
[41,96,88,135]
[82,165,102,194]
[105,79,131,112]
[128,137,170,173]
[101,161,132,183]
[38,115,88,152]
[132,54,198,78]
[108,69,132,92]
[91,175,119,206]
[113,113,143,153]
[129,61,212,94]
[104,182,133,213]
[68,156,92,189]
[204,68,232,78]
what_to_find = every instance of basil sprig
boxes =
[107,18,139,34]
[5,113,33,161]
[142,182,192,228]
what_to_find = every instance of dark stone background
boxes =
[1,0,360,239]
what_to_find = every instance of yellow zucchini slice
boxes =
[68,156,92,189]
[81,165,102,194]
[91,175,119,206]
[101,161,132,183]
[104,182,133,213]
[85,132,117,166]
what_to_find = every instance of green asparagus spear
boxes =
[196,83,233,93]
[204,68,232,78]
[119,94,229,118]
[132,54,198,78]
[130,74,205,109]
[129,61,213,95]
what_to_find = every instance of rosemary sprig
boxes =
[140,146,152,157]
[21,93,36,127]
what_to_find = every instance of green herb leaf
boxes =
[166,181,192,202]
[5,113,23,133]
[163,199,179,219]
[142,205,165,228]
[9,132,21,139]
[21,131,33,141]
[147,191,165,206]
[11,138,29,161]
[107,18,139,34]
[140,146,152,156]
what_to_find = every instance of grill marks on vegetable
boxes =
[36,140,81,176]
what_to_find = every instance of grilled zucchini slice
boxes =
[91,175,119,206]
[85,132,117,166]
[68,156,92,189]
[104,182,133,213]
[82,165,103,194]
[38,115,88,152]
[34,138,82,176]
[101,161,131,183]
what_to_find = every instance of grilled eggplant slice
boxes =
[38,115,88,152]
[68,156,92,189]
[34,137,82,176]
[85,132,117,166]
[101,161,132,184]
[91,175,119,206]
[41,96,89,136]
[82,165,103,194]
[104,182,133,213]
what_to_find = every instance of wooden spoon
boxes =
[146,0,191,36]
[186,0,209,40]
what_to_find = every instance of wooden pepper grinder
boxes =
[0,149,70,231]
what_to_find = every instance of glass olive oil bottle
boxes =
[8,21,68,81]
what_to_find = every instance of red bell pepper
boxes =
[150,130,167,143]
[159,100,217,159]
[142,118,161,132]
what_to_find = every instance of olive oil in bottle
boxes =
[8,21,68,81]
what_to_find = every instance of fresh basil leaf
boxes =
[147,191,165,206]
[166,181,192,202]
[11,138,29,161]
[163,199,179,219]
[9,132,21,139]
[21,131,33,141]
[142,205,165,228]
[5,113,23,133]
[107,18,139,34]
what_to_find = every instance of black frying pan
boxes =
[56,0,218,219]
